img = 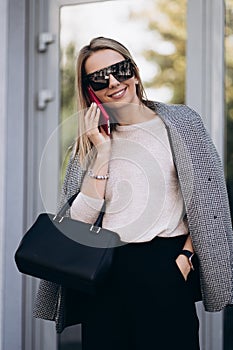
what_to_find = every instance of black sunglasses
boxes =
[85,58,134,91]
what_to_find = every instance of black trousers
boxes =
[82,235,201,350]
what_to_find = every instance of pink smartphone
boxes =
[87,87,111,135]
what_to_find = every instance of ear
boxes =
[134,78,139,84]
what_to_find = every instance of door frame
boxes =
[23,0,226,349]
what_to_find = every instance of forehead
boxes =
[85,49,125,75]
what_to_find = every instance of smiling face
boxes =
[84,49,140,108]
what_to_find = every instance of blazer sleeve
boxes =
[56,144,86,215]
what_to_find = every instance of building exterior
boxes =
[0,0,231,349]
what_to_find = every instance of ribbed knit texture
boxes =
[71,116,188,242]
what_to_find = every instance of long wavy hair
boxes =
[75,36,148,165]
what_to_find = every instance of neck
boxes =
[110,102,156,126]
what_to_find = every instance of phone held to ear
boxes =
[87,86,111,135]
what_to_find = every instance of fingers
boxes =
[90,102,101,119]
[86,103,100,124]
[85,103,110,147]
[85,103,101,136]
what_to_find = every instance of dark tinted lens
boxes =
[112,60,134,82]
[88,80,109,91]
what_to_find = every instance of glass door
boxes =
[58,0,187,348]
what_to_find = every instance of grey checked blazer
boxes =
[33,101,233,333]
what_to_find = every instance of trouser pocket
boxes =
[186,254,202,302]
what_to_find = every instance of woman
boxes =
[34,37,233,350]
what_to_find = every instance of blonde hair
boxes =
[75,36,148,165]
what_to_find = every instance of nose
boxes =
[108,74,120,89]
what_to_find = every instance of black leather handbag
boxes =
[14,193,121,295]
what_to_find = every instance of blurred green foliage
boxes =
[60,41,77,149]
[130,0,187,104]
[60,42,77,183]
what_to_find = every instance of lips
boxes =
[108,87,127,99]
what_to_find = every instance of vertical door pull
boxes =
[38,32,54,53]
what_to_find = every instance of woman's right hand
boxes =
[81,102,111,200]
[85,103,111,152]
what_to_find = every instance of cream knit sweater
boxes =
[71,116,188,242]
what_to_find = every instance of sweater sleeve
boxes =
[70,192,104,224]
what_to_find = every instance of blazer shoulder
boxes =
[169,103,203,121]
[153,101,203,123]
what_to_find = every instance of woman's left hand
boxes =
[175,254,192,281]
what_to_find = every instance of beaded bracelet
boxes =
[88,169,109,180]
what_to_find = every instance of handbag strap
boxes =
[56,192,106,228]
